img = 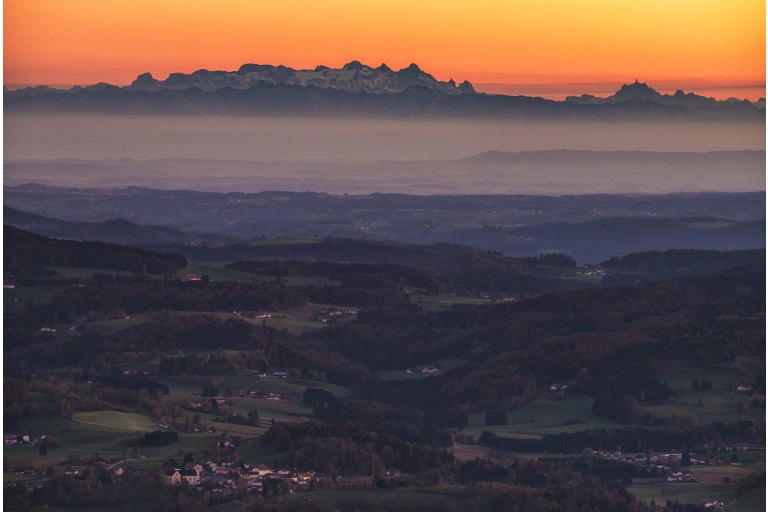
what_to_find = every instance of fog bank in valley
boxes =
[4,114,765,195]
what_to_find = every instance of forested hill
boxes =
[4,225,187,275]
[151,237,477,266]
[600,248,766,285]
[3,206,230,246]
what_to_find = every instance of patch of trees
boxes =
[457,268,588,295]
[458,457,637,506]
[178,237,473,267]
[691,380,713,391]
[523,252,577,268]
[113,315,267,352]
[318,264,763,411]
[201,384,220,397]
[311,397,462,440]
[305,285,408,308]
[479,418,764,454]
[303,387,337,407]
[141,430,179,446]
[92,374,169,394]
[4,472,164,510]
[159,354,235,376]
[602,248,766,285]
[219,410,260,427]
[484,411,508,426]
[47,276,306,320]
[226,260,448,292]
[260,421,454,476]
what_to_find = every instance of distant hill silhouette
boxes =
[4,225,187,275]
[4,206,231,246]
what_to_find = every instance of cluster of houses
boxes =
[578,266,607,277]
[186,398,234,412]
[239,311,277,320]
[600,450,700,470]
[596,448,761,487]
[164,460,319,494]
[312,308,358,324]
[239,390,285,401]
[4,434,44,446]
[665,470,696,483]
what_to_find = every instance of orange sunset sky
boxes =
[4,0,766,99]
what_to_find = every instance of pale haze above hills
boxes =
[5,150,764,195]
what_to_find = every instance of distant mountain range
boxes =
[5,62,763,119]
[565,79,763,110]
[128,61,475,95]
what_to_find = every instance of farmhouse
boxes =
[421,367,439,375]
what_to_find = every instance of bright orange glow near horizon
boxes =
[4,0,766,99]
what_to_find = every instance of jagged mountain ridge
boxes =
[4,63,763,119]
[565,79,764,109]
[128,61,475,95]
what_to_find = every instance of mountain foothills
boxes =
[4,62,763,119]
[3,218,766,511]
[4,187,765,263]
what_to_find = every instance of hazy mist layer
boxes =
[5,115,765,161]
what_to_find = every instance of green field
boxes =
[458,393,620,441]
[630,463,764,509]
[643,365,761,425]
[451,443,492,461]
[248,237,322,246]
[217,373,351,398]
[4,285,68,307]
[641,389,760,425]
[47,504,156,512]
[377,358,468,381]
[47,266,140,279]
[409,293,491,312]
[691,465,762,485]
[655,365,753,392]
[176,265,262,283]
[71,411,159,433]
[239,302,351,335]
[630,482,737,508]
[731,487,767,512]
[163,375,335,425]
[84,315,151,333]
[178,264,339,287]
[6,410,199,467]
[274,488,469,511]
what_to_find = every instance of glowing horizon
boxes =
[5,0,765,100]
